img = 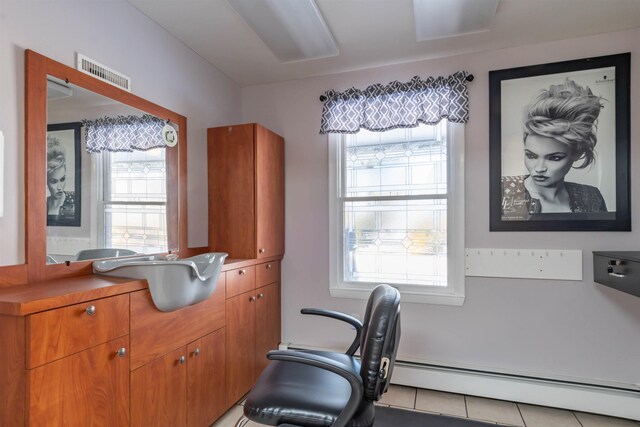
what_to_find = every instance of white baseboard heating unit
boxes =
[281,343,640,421]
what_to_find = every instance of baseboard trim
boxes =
[281,343,640,421]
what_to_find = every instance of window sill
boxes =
[329,286,465,306]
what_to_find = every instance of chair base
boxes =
[234,414,250,427]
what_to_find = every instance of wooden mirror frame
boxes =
[25,49,187,282]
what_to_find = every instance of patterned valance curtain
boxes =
[82,114,166,153]
[319,71,471,134]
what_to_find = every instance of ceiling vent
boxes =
[76,53,131,92]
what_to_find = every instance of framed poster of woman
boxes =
[46,122,82,227]
[489,53,630,231]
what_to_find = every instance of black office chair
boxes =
[238,284,401,427]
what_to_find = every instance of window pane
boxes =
[104,204,167,254]
[343,199,447,286]
[106,148,166,202]
[345,127,447,197]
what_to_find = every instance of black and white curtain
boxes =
[82,114,166,153]
[319,71,471,134]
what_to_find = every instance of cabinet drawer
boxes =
[27,294,129,368]
[226,266,255,298]
[593,252,640,299]
[256,261,280,288]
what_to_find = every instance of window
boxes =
[329,122,465,305]
[97,148,168,253]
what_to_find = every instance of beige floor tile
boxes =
[575,412,640,427]
[210,405,249,427]
[378,384,416,408]
[466,396,524,426]
[415,389,467,417]
[518,403,580,427]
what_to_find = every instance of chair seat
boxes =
[244,352,374,427]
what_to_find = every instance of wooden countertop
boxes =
[0,275,147,316]
[0,257,280,316]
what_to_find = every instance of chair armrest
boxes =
[267,350,363,427]
[300,308,363,356]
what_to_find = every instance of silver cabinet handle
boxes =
[257,293,264,299]
[193,348,200,356]
[608,272,626,278]
[117,348,126,358]
[178,355,186,365]
[266,264,272,269]
[86,305,96,316]
[239,269,246,275]
[259,248,265,254]
[249,296,256,302]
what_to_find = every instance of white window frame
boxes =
[328,122,465,305]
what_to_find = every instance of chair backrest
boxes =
[358,284,401,402]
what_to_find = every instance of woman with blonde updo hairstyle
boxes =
[47,136,68,215]
[502,79,607,219]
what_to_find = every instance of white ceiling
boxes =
[126,0,640,87]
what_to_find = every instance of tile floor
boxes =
[211,384,640,427]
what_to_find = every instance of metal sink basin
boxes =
[93,252,228,312]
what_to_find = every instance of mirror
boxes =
[46,80,174,264]
[26,50,187,281]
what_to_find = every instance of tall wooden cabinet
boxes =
[208,123,285,260]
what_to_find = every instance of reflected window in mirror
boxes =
[98,147,167,254]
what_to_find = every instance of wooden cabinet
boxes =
[188,328,226,427]
[225,261,281,406]
[208,123,285,260]
[225,289,257,406]
[131,346,188,427]
[28,336,130,426]
[255,281,281,376]
[5,294,131,427]
[0,261,281,426]
[131,329,226,427]
[130,277,226,427]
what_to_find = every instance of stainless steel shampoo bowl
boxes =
[93,252,228,312]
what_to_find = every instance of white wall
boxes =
[241,29,640,388]
[0,0,241,265]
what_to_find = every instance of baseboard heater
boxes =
[281,343,640,421]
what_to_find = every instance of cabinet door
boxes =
[188,328,226,427]
[226,291,256,406]
[208,124,256,259]
[131,347,188,427]
[27,336,129,426]
[255,282,281,376]
[256,125,285,259]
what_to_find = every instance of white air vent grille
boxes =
[76,54,131,92]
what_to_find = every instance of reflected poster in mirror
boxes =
[46,122,81,227]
